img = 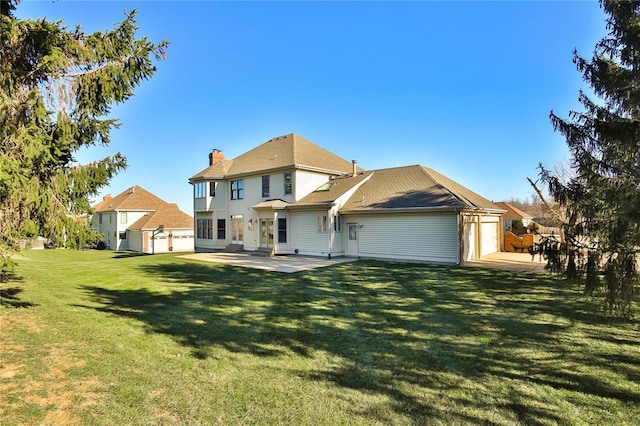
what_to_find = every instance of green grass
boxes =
[1,250,639,425]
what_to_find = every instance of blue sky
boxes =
[17,1,607,214]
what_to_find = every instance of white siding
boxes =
[343,213,459,264]
[194,211,227,251]
[289,210,331,256]
[129,230,143,252]
[463,221,477,261]
[115,210,150,250]
[294,171,332,201]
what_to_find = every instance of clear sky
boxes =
[16,0,607,214]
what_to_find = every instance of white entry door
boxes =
[346,223,358,257]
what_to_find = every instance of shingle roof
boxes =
[189,159,234,181]
[189,133,359,181]
[128,203,194,230]
[295,172,373,206]
[93,185,166,212]
[339,165,503,212]
[495,202,533,220]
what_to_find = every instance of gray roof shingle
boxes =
[189,133,359,181]
[339,165,503,212]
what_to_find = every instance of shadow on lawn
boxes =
[79,258,640,424]
[0,273,36,308]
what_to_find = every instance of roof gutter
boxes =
[339,205,462,215]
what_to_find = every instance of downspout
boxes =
[457,210,463,265]
[327,208,332,259]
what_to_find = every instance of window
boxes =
[194,182,206,198]
[119,232,127,240]
[231,179,244,200]
[217,219,226,239]
[284,173,292,195]
[262,175,270,197]
[120,212,127,224]
[196,218,213,239]
[333,215,341,232]
[278,218,287,243]
[209,181,216,197]
[317,215,328,232]
[99,214,102,224]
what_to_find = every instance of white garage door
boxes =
[481,222,498,257]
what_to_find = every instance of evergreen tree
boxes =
[539,0,640,317]
[0,1,168,273]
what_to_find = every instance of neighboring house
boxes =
[495,202,534,231]
[91,186,194,253]
[188,133,505,265]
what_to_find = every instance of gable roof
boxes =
[189,133,360,181]
[495,202,534,220]
[128,203,194,230]
[93,185,167,212]
[339,165,504,213]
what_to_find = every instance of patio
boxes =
[180,251,548,273]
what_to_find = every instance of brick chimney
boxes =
[103,194,112,202]
[209,149,224,166]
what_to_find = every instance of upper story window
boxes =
[262,175,270,198]
[284,172,292,195]
[209,181,217,197]
[231,179,244,200]
[194,182,206,198]
[120,212,127,224]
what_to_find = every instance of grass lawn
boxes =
[1,250,639,425]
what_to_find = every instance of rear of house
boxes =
[188,134,505,264]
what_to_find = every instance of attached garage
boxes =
[129,203,195,254]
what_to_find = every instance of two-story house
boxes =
[189,133,505,264]
[91,185,194,254]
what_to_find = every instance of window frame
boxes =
[333,214,341,232]
[317,215,328,233]
[231,179,244,200]
[262,175,270,198]
[283,172,293,195]
[196,218,214,239]
[194,182,206,198]
[277,217,287,243]
[217,219,226,240]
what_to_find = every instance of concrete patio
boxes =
[179,252,358,273]
[464,251,549,272]
[180,251,549,273]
